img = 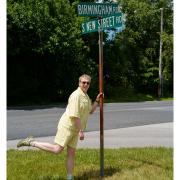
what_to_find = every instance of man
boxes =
[17,74,102,180]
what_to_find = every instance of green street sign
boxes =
[77,2,120,17]
[81,13,125,34]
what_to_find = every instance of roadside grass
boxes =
[7,147,173,180]
[7,93,173,107]
[105,94,173,103]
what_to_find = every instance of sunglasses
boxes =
[81,81,90,85]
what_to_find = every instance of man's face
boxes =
[79,77,91,93]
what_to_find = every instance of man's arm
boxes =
[90,93,103,114]
[90,101,99,114]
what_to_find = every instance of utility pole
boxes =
[158,8,163,98]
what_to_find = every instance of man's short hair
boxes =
[79,74,91,83]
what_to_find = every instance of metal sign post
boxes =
[77,2,125,177]
[98,17,104,177]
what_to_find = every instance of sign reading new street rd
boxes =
[81,13,125,34]
[77,2,120,16]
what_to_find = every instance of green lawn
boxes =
[7,147,173,180]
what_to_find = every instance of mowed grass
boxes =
[7,147,173,180]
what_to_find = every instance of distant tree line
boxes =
[7,0,173,105]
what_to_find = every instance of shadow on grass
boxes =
[30,167,120,180]
[35,175,66,180]
[75,166,121,180]
[131,157,172,171]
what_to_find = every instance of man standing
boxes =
[17,74,102,180]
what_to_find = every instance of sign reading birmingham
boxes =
[77,2,120,16]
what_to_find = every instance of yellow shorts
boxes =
[54,125,79,149]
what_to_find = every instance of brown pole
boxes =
[98,18,104,177]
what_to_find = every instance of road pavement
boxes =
[7,122,173,150]
[7,101,173,140]
[7,101,173,149]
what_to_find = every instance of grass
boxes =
[105,94,173,103]
[7,147,173,180]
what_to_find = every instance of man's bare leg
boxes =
[17,136,64,154]
[31,141,64,154]
[66,146,76,179]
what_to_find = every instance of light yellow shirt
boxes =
[58,87,92,131]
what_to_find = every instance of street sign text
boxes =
[81,13,125,34]
[77,2,120,16]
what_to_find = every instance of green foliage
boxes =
[104,0,173,98]
[7,0,173,105]
[162,32,173,95]
[7,0,92,104]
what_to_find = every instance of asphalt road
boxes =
[7,100,173,140]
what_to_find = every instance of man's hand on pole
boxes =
[96,93,104,102]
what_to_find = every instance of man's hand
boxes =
[90,93,104,114]
[79,130,84,140]
[96,93,104,102]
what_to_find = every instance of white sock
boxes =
[67,174,73,180]
[30,141,35,147]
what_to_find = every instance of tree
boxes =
[7,0,173,105]
[7,0,91,104]
[103,0,173,97]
